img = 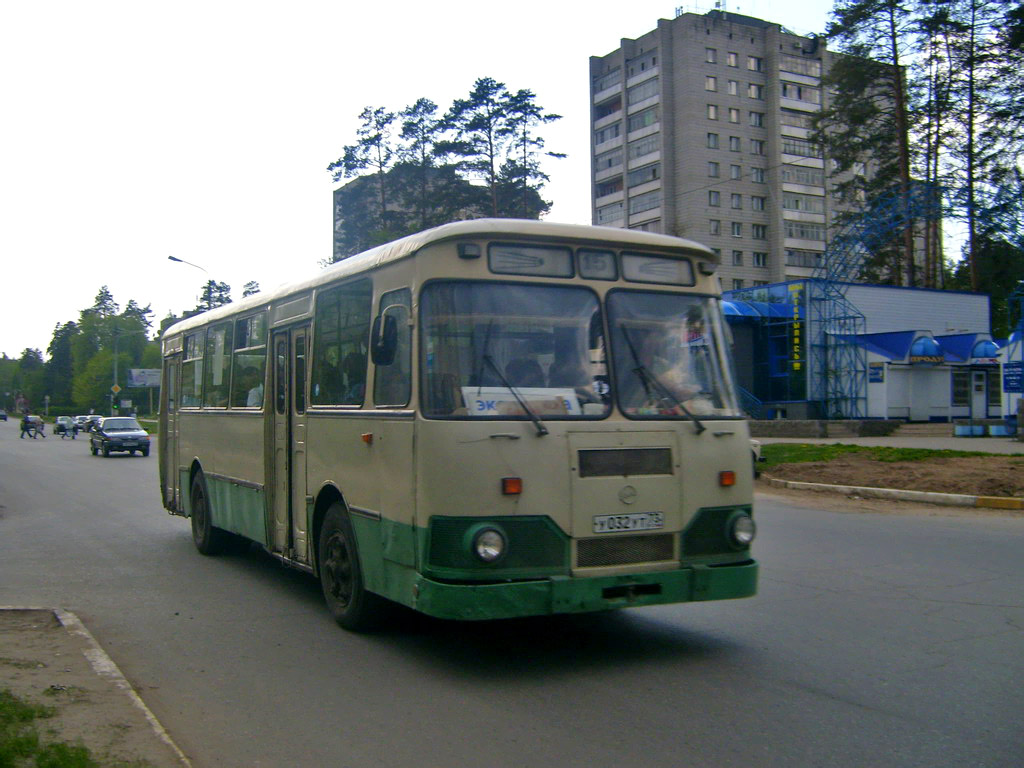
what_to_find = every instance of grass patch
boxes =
[0,688,152,768]
[761,442,1023,468]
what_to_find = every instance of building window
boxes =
[627,163,660,187]
[731,222,743,237]
[593,68,622,92]
[627,50,658,77]
[595,147,623,170]
[628,134,659,159]
[709,190,721,206]
[750,139,765,155]
[707,132,720,149]
[707,104,719,120]
[727,52,738,67]
[784,221,825,240]
[747,56,763,72]
[786,249,823,267]
[708,161,720,178]
[705,75,717,91]
[782,137,822,158]
[710,219,721,235]
[627,106,659,132]
[629,189,661,214]
[728,107,740,123]
[596,177,623,197]
[751,195,766,211]
[749,111,764,127]
[748,83,764,99]
[783,192,825,214]
[706,47,717,63]
[729,136,741,152]
[733,279,745,290]
[753,251,768,267]
[730,164,742,180]
[596,201,624,224]
[781,165,824,186]
[594,123,622,145]
[732,250,743,266]
[952,369,970,407]
[728,80,739,96]
[751,167,766,183]
[780,54,822,78]
[753,280,769,286]
[779,110,814,129]
[753,224,768,239]
[731,193,743,209]
[628,78,659,105]
[594,97,622,121]
[630,219,662,233]
[781,82,822,104]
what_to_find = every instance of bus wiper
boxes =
[621,328,706,435]
[482,354,548,437]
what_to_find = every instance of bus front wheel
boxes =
[190,474,228,555]
[318,504,384,632]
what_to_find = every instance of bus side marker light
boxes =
[719,470,736,487]
[361,433,373,444]
[502,477,523,495]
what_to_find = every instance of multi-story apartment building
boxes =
[590,9,846,289]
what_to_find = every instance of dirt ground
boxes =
[0,609,187,767]
[763,453,1024,498]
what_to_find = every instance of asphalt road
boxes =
[1,423,1022,768]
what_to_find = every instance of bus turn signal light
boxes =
[719,470,736,487]
[501,477,523,495]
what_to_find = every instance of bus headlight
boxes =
[727,512,756,548]
[471,527,507,563]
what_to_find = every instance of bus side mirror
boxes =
[371,313,398,366]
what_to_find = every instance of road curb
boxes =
[1,606,192,767]
[766,477,1024,510]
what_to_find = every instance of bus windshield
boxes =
[421,281,610,419]
[607,289,741,419]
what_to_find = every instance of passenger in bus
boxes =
[246,377,264,408]
[342,352,366,404]
[505,356,545,387]
[621,332,700,413]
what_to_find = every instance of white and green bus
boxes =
[159,219,757,630]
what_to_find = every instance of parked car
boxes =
[0,409,7,421]
[54,416,75,438]
[90,416,150,457]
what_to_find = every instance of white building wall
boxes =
[844,285,989,335]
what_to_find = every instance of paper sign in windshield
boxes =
[462,387,581,416]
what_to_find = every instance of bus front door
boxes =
[271,326,311,563]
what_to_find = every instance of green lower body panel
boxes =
[410,560,758,621]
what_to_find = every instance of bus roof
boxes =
[163,219,718,338]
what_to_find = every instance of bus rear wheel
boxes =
[318,504,385,632]
[190,474,228,555]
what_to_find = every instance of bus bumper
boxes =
[410,560,758,621]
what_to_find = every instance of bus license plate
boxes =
[592,512,665,533]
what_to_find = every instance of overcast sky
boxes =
[0,0,831,359]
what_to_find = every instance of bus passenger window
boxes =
[374,289,411,407]
[275,339,287,415]
[311,279,372,406]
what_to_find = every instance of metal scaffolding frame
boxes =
[808,183,941,417]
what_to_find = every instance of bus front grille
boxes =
[577,534,674,567]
